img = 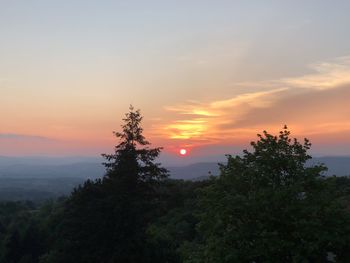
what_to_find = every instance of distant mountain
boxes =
[0,162,105,179]
[0,160,219,180]
[0,177,84,201]
[0,155,103,166]
[0,156,349,201]
[168,156,350,180]
[0,156,349,181]
[309,156,350,176]
[0,161,105,201]
[167,162,221,180]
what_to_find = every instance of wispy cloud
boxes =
[0,133,55,141]
[235,56,350,91]
[154,88,287,145]
[280,56,350,90]
[155,56,350,149]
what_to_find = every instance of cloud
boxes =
[231,84,350,131]
[0,133,55,141]
[235,56,350,91]
[0,133,81,156]
[279,56,350,90]
[154,88,288,146]
[155,56,350,149]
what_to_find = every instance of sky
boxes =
[1,1,350,161]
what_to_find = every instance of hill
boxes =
[0,156,349,201]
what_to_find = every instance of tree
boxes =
[184,127,350,262]
[102,105,168,185]
[146,179,213,263]
[43,106,168,263]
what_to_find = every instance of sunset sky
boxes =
[1,1,350,160]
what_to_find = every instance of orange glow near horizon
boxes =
[180,149,187,156]
[147,57,350,156]
[1,4,350,159]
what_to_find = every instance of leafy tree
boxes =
[0,202,45,263]
[2,229,21,263]
[184,127,350,262]
[146,179,213,263]
[3,120,350,263]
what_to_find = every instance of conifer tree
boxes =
[43,106,168,263]
[102,105,168,185]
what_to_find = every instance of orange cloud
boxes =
[152,88,288,148]
[153,56,350,152]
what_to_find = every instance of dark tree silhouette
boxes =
[102,105,168,184]
[42,106,168,263]
[183,127,350,262]
[3,121,350,263]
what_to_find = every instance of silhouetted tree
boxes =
[183,127,350,262]
[42,106,168,263]
[102,105,168,183]
[3,122,350,263]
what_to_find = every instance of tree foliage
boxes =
[41,106,168,262]
[1,120,350,263]
[102,105,168,183]
[182,127,350,262]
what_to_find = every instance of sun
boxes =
[179,149,187,156]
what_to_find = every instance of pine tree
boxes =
[44,106,168,263]
[102,105,168,185]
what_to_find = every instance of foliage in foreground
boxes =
[180,128,350,262]
[0,108,350,262]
